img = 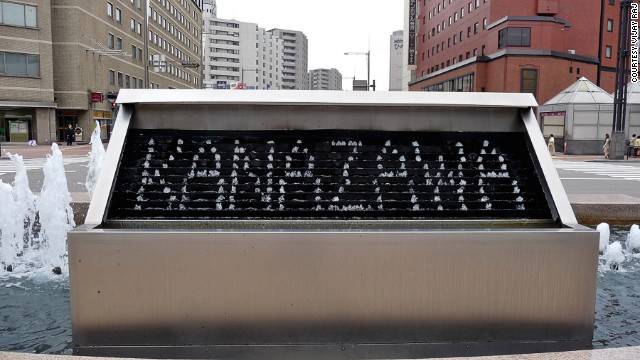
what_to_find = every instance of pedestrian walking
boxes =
[65,124,75,146]
[548,134,556,156]
[603,133,611,159]
[627,134,636,159]
[635,135,640,157]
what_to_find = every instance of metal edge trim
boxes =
[84,105,132,225]
[521,108,578,225]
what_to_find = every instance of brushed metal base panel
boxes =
[69,229,598,355]
[73,340,591,359]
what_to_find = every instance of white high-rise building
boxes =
[309,68,343,90]
[203,0,216,18]
[268,29,309,90]
[202,17,283,90]
[389,30,404,91]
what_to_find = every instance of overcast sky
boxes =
[216,0,404,91]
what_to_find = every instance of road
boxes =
[554,160,640,200]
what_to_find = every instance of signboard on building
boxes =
[90,92,104,103]
[408,0,417,65]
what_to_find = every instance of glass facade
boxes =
[498,27,531,48]
[0,51,39,77]
[0,1,37,27]
[423,73,475,92]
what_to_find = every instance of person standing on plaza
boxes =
[603,133,611,159]
[635,134,640,157]
[65,124,75,146]
[548,134,556,156]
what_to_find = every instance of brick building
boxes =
[409,0,620,104]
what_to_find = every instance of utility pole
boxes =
[345,51,374,91]
[612,0,632,159]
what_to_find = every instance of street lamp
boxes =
[344,51,373,91]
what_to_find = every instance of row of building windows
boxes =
[149,30,192,62]
[108,70,143,88]
[154,0,199,39]
[150,6,197,53]
[427,0,486,27]
[0,1,37,28]
[423,72,475,92]
[0,51,39,78]
[426,18,486,58]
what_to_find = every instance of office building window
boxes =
[1,1,38,27]
[521,69,538,97]
[117,72,123,87]
[108,70,115,85]
[0,51,39,77]
[498,27,531,48]
[115,8,121,23]
[605,45,612,58]
[116,37,123,50]
[107,2,113,17]
[607,19,614,32]
[130,18,135,31]
[108,33,114,49]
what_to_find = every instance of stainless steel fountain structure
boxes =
[69,90,599,359]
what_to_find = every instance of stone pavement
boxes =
[2,346,640,359]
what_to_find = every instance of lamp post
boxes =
[612,0,632,159]
[344,51,373,91]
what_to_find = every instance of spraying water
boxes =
[36,144,76,273]
[85,122,106,196]
[604,241,625,270]
[597,223,610,253]
[9,153,37,246]
[0,181,21,269]
[627,224,640,253]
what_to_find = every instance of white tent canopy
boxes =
[544,77,613,105]
[626,81,640,104]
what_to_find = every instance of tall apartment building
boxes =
[202,17,282,90]
[308,68,342,90]
[0,0,56,143]
[409,0,620,104]
[268,29,308,90]
[1,0,203,144]
[389,30,404,91]
[202,0,215,18]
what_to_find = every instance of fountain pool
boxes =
[0,226,636,354]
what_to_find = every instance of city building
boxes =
[202,17,282,90]
[0,0,56,144]
[1,0,203,144]
[51,0,203,142]
[389,30,404,91]
[308,68,342,90]
[409,0,620,104]
[268,28,308,89]
[403,0,417,91]
[203,0,215,18]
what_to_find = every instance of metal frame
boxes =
[72,90,598,359]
